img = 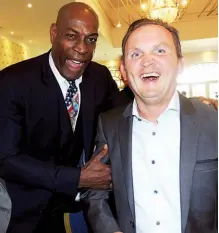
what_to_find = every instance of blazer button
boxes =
[130,221,135,228]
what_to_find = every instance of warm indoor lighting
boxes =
[116,0,122,28]
[117,22,121,28]
[113,0,190,28]
[147,0,190,23]
[141,3,147,10]
[181,0,188,6]
[27,3,32,8]
[150,7,178,23]
[28,40,32,43]
[10,31,14,35]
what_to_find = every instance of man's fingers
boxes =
[95,144,108,160]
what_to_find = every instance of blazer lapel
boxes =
[41,53,74,161]
[179,94,199,232]
[118,103,135,220]
[80,69,95,162]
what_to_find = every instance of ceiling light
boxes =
[116,0,121,28]
[141,3,147,10]
[10,31,14,35]
[147,0,190,23]
[117,22,121,28]
[27,3,32,8]
[181,0,188,6]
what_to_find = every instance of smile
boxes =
[141,72,160,81]
[66,59,85,70]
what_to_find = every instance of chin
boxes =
[63,70,83,80]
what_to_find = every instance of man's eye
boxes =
[66,34,76,39]
[87,38,97,44]
[131,51,142,59]
[155,48,166,54]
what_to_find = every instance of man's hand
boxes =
[79,145,111,189]
[199,96,218,110]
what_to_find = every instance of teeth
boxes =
[72,60,83,65]
[141,72,160,79]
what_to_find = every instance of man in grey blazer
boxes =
[83,18,218,233]
[0,178,11,233]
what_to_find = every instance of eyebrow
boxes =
[155,42,171,48]
[66,28,98,37]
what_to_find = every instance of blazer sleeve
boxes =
[81,115,121,233]
[0,72,80,198]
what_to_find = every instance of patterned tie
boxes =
[65,81,79,130]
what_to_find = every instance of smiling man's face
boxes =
[121,24,183,105]
[50,7,99,80]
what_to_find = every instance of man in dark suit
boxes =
[0,2,128,233]
[83,18,218,233]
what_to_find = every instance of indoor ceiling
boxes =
[0,0,218,61]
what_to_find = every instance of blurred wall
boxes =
[0,37,28,69]
[0,37,46,70]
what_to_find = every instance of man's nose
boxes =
[140,55,155,68]
[74,39,88,55]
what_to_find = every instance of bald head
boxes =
[56,2,99,28]
[50,2,99,80]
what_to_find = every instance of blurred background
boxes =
[0,0,218,98]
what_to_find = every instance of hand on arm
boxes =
[79,145,111,189]
[199,96,218,110]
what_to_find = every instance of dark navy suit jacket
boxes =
[0,52,129,233]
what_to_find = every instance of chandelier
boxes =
[140,0,190,24]
[113,0,191,28]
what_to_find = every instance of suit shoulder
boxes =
[0,53,48,81]
[190,99,217,139]
[88,61,108,71]
[191,98,217,120]
[100,104,130,122]
[86,61,111,78]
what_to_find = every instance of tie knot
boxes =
[68,81,77,94]
[69,80,75,87]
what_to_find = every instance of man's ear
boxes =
[120,60,128,84]
[50,23,57,45]
[177,57,184,75]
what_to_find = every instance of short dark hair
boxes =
[122,18,183,60]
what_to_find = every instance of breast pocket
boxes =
[191,159,217,214]
[195,159,218,171]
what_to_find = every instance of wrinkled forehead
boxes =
[129,25,173,44]
[124,24,176,55]
[58,9,99,30]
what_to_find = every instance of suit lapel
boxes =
[118,103,135,220]
[179,94,199,232]
[80,68,95,161]
[42,57,95,162]
[41,52,74,160]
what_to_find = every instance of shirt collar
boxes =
[132,90,180,120]
[49,52,82,86]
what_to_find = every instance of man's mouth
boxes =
[140,72,160,81]
[66,59,86,70]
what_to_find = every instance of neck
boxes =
[135,93,175,124]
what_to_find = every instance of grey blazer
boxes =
[0,178,11,233]
[83,95,218,233]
